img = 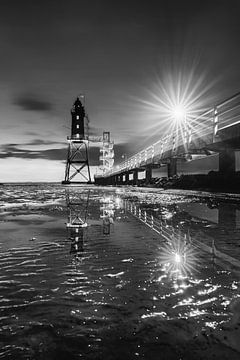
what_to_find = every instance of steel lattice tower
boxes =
[62,97,91,184]
[99,131,114,173]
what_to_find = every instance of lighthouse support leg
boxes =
[62,141,91,184]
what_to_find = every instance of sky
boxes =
[1,0,240,182]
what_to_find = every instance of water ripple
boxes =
[0,185,239,358]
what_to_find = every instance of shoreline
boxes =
[143,171,240,195]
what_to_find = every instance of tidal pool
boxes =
[0,184,240,359]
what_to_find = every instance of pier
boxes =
[95,92,240,186]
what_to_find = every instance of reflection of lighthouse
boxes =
[66,190,89,257]
[69,227,84,255]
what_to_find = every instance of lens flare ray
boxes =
[133,67,220,150]
[159,234,199,279]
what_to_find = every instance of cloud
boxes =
[13,94,52,112]
[0,139,65,149]
[26,139,65,146]
[0,143,65,161]
[0,141,129,167]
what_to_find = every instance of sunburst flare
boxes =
[159,234,199,279]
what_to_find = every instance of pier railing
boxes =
[103,92,240,177]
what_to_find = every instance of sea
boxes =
[0,183,240,359]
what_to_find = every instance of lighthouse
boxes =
[71,97,85,140]
[62,97,91,184]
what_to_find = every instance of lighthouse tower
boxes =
[62,97,91,184]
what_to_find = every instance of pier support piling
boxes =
[219,149,235,174]
[124,172,129,184]
[133,170,138,185]
[145,166,152,184]
[167,158,177,178]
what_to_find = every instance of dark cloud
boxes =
[0,145,100,165]
[13,94,52,112]
[0,139,65,149]
[0,144,65,161]
[0,141,129,167]
[26,139,65,146]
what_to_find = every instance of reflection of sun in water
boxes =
[159,235,199,280]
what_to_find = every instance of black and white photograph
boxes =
[1,0,240,359]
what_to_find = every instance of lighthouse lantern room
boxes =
[71,97,85,140]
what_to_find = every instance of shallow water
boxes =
[0,184,240,359]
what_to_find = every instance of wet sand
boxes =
[0,184,240,359]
